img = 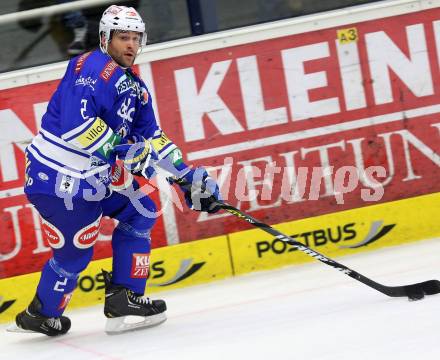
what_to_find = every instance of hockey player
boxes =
[12,5,221,336]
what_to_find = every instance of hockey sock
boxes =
[111,225,152,294]
[36,258,79,318]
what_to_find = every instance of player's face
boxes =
[108,31,141,67]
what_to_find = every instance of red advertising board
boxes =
[154,8,440,241]
[1,8,440,278]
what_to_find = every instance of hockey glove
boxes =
[112,135,157,178]
[176,167,222,213]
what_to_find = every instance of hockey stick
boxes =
[171,177,440,299]
[213,200,440,300]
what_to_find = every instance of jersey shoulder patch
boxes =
[100,60,119,82]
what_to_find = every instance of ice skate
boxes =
[7,295,71,336]
[102,270,167,334]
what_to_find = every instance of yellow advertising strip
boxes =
[229,193,440,275]
[0,235,231,324]
[73,117,108,149]
[0,272,41,325]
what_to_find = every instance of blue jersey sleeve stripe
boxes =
[40,131,90,159]
[28,144,84,176]
[61,117,96,142]
[40,129,90,156]
[29,143,110,178]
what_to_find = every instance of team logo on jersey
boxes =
[100,60,118,82]
[75,52,91,73]
[73,214,102,249]
[41,218,65,249]
[117,98,135,122]
[131,253,150,278]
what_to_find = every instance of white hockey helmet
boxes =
[99,5,147,53]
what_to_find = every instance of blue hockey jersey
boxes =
[25,49,180,200]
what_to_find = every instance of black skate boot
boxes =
[102,270,167,334]
[11,295,71,336]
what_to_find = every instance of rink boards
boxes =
[1,192,439,324]
[1,0,440,324]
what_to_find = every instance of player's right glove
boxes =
[174,167,222,213]
[112,134,157,178]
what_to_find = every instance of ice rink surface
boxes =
[2,238,440,360]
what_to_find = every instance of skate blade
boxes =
[105,312,167,335]
[6,323,36,334]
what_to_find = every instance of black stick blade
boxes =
[420,280,440,295]
[405,280,440,301]
[209,200,440,301]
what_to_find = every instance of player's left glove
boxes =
[175,167,222,213]
[112,134,157,178]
